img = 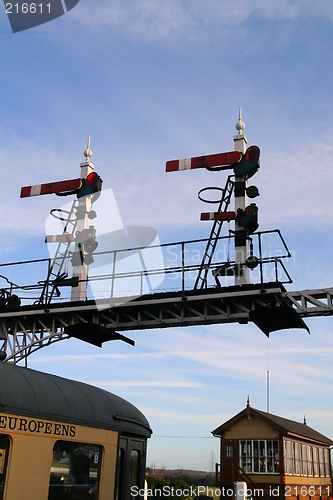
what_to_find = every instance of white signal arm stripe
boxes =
[178,158,192,170]
[45,234,75,243]
[30,184,42,196]
[203,213,215,220]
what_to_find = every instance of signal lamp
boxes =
[77,172,103,199]
[246,185,260,199]
[236,203,259,234]
[245,255,259,270]
[234,146,260,179]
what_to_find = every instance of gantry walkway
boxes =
[1,229,333,364]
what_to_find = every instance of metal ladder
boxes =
[194,175,234,289]
[38,200,78,305]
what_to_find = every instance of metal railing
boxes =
[215,463,272,500]
[0,229,293,308]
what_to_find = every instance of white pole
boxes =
[267,337,270,413]
[233,108,249,285]
[71,137,94,302]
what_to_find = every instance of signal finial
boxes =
[84,136,93,162]
[236,107,245,135]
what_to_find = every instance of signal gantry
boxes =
[1,115,333,364]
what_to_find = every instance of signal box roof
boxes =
[0,362,152,438]
[212,403,333,446]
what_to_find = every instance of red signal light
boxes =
[77,172,103,199]
[245,146,260,165]
[86,172,99,190]
[234,145,260,178]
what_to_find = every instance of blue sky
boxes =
[1,0,333,471]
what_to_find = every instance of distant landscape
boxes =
[146,468,218,499]
[146,468,216,486]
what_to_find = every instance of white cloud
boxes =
[31,351,172,363]
[68,0,333,44]
[31,327,333,402]
[259,134,333,229]
[140,405,224,424]
[96,380,205,388]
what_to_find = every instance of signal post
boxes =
[71,139,94,301]
[166,108,260,288]
[20,136,102,304]
[233,108,249,285]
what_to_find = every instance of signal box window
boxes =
[226,446,236,457]
[324,449,330,477]
[240,440,279,474]
[48,441,102,499]
[307,446,313,477]
[313,447,319,477]
[0,435,10,500]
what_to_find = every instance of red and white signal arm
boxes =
[166,151,242,172]
[20,178,82,198]
[201,211,236,221]
[45,234,75,243]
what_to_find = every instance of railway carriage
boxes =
[0,360,152,499]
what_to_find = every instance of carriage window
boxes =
[130,450,140,488]
[0,435,10,500]
[115,447,125,500]
[48,441,102,500]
